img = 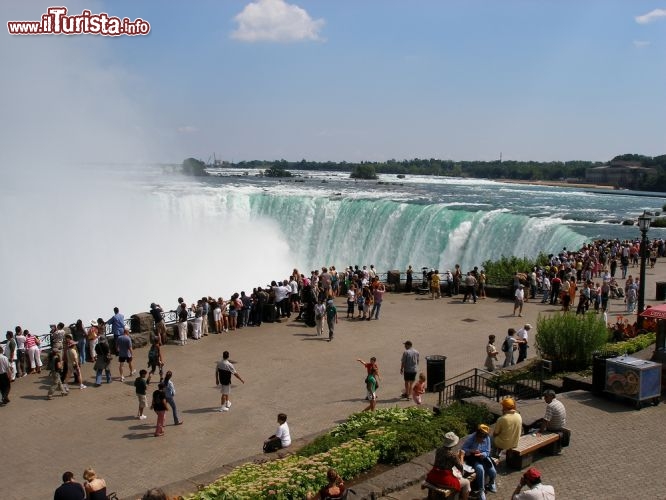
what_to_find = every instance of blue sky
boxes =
[2,0,665,163]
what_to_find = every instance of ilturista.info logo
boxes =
[7,6,150,36]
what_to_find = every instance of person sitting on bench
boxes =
[462,424,497,499]
[493,398,522,456]
[523,390,567,434]
[425,432,471,500]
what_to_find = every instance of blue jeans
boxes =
[77,339,87,364]
[167,397,180,424]
[371,302,382,319]
[467,457,496,491]
[96,368,111,385]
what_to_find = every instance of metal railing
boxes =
[435,361,549,407]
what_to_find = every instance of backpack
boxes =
[501,338,509,352]
[148,346,158,363]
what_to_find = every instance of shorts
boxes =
[229,310,238,317]
[366,390,376,400]
[214,309,222,321]
[403,371,417,382]
[137,394,147,408]
[220,384,231,395]
[119,356,132,363]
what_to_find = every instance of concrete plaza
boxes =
[3,262,665,499]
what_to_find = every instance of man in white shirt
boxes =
[516,324,531,363]
[263,413,291,453]
[0,345,12,404]
[512,467,555,499]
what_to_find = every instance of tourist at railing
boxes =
[51,323,65,353]
[73,319,88,365]
[25,329,42,374]
[65,337,86,390]
[14,327,27,378]
[87,320,100,363]
[106,307,125,353]
[46,346,68,399]
[177,300,189,345]
[150,303,167,345]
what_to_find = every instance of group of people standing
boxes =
[484,324,533,371]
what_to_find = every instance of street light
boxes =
[637,211,652,329]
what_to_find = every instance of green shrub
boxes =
[189,404,492,499]
[440,401,496,429]
[482,253,549,286]
[535,312,609,370]
[299,407,432,457]
[189,438,379,500]
[601,332,657,356]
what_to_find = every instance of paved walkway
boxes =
[4,262,665,499]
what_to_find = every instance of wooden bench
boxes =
[422,472,476,499]
[506,429,570,470]
[421,481,457,499]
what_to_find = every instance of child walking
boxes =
[412,372,426,405]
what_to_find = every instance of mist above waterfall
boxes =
[0,1,293,331]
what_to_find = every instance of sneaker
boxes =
[217,407,226,412]
[139,415,147,420]
[79,384,87,389]
[120,376,125,382]
[130,370,136,376]
[486,483,497,493]
[221,406,230,412]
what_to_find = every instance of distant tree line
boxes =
[204,153,666,191]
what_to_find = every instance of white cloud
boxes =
[231,0,325,43]
[633,40,651,48]
[177,125,198,133]
[635,8,666,24]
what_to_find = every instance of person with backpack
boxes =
[150,382,168,437]
[502,328,518,367]
[146,339,164,385]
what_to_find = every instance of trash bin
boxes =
[656,282,666,301]
[386,270,401,291]
[426,355,446,392]
[592,353,611,395]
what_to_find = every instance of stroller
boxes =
[609,279,624,299]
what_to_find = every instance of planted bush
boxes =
[188,404,492,499]
[482,253,549,286]
[601,332,656,356]
[188,438,379,500]
[535,312,609,370]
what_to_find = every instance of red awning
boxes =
[639,304,666,319]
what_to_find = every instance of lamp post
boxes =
[637,211,651,329]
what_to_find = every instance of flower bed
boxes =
[188,405,491,499]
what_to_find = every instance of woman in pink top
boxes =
[24,331,42,374]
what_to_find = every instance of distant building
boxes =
[585,160,656,188]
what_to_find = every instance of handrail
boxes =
[436,362,548,408]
